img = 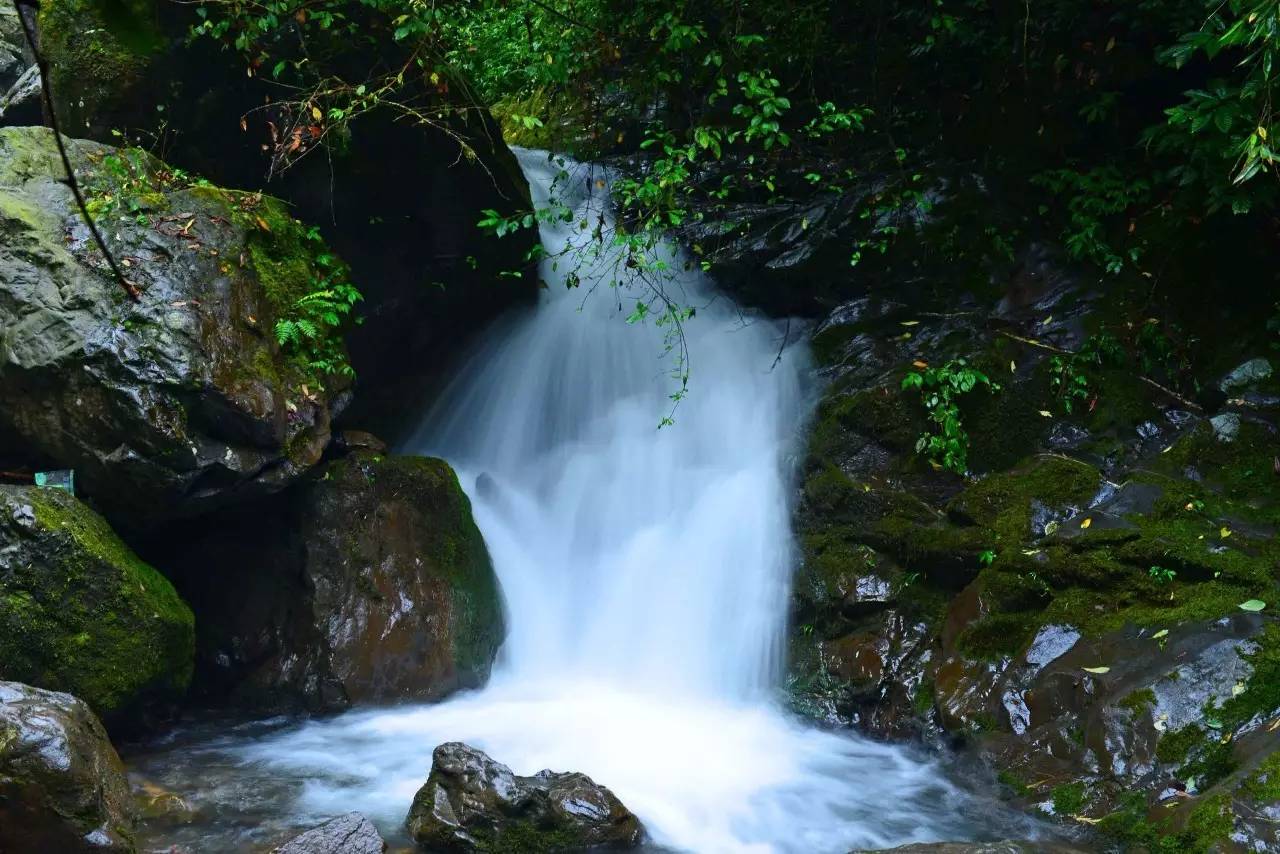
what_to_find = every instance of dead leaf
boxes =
[1080,517,1093,529]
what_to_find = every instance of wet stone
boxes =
[1210,412,1242,443]
[273,813,386,854]
[1220,357,1272,392]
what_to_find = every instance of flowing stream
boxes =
[130,152,1041,853]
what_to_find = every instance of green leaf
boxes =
[1239,599,1267,612]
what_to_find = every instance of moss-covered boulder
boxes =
[0,680,139,852]
[0,485,194,727]
[0,126,351,523]
[405,742,644,852]
[33,1,538,440]
[152,449,504,711]
[36,0,160,138]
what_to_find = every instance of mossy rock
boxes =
[152,449,504,711]
[304,451,506,690]
[947,455,1102,545]
[39,0,161,139]
[0,126,351,523]
[0,485,194,728]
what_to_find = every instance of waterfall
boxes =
[168,151,1032,854]
[411,150,804,700]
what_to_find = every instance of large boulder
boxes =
[0,680,138,853]
[405,742,644,852]
[0,485,194,728]
[0,126,351,524]
[35,0,538,439]
[151,449,504,712]
[273,813,386,854]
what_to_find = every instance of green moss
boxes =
[1181,736,1237,789]
[1180,794,1234,853]
[1051,781,1087,815]
[1119,688,1157,714]
[1218,622,1280,732]
[1159,421,1280,524]
[1156,725,1204,765]
[957,610,1040,659]
[0,487,194,725]
[962,371,1055,472]
[912,678,937,716]
[469,820,593,854]
[948,455,1101,546]
[1243,752,1280,802]
[821,385,923,454]
[996,769,1031,798]
[360,455,503,677]
[39,0,160,136]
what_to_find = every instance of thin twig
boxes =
[997,329,1204,411]
[13,0,140,301]
[996,329,1072,354]
[1139,375,1203,412]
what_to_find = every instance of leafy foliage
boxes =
[901,359,999,475]
[274,229,363,378]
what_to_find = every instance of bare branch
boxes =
[12,0,141,302]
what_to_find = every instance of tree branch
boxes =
[12,0,141,301]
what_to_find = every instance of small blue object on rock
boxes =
[33,470,74,495]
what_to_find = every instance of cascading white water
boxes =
[415,151,802,701]
[132,152,1039,854]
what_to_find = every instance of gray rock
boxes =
[274,813,386,854]
[1210,412,1242,443]
[406,742,644,852]
[0,126,346,524]
[0,681,137,853]
[1220,357,1272,392]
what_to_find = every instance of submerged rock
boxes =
[0,681,138,853]
[0,485,194,728]
[0,126,348,524]
[406,742,644,852]
[274,813,386,854]
[156,450,504,712]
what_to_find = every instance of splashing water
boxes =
[130,152,1042,853]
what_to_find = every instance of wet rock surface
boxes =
[0,6,37,125]
[0,485,194,728]
[789,256,1280,851]
[274,813,386,854]
[0,681,138,853]
[150,450,504,712]
[406,742,644,852]
[0,126,347,525]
